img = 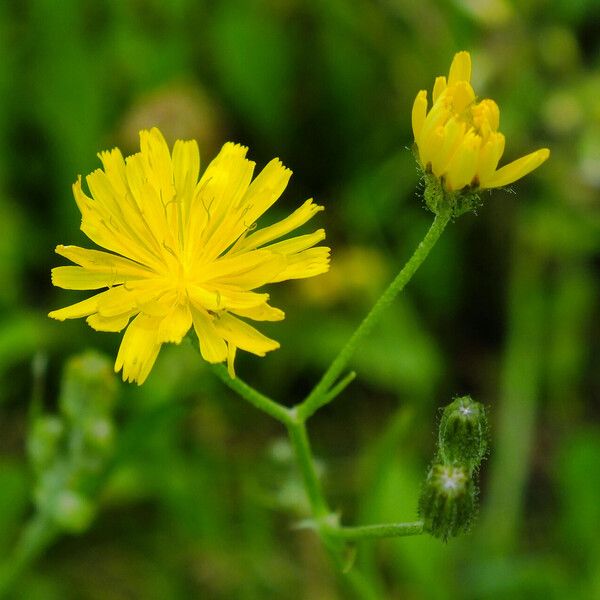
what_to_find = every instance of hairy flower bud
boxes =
[52,490,95,533]
[27,416,64,472]
[418,464,476,541]
[423,171,482,217]
[83,417,115,454]
[60,352,117,421]
[438,395,488,470]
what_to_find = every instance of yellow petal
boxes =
[87,311,133,332]
[231,302,285,322]
[417,100,451,158]
[431,118,466,176]
[86,168,122,217]
[266,229,326,255]
[239,158,292,227]
[432,76,447,103]
[197,142,254,219]
[486,148,550,189]
[139,128,175,203]
[203,250,286,290]
[85,168,163,266]
[51,266,133,290]
[190,306,228,363]
[125,154,172,246]
[72,175,92,215]
[424,126,446,176]
[476,132,505,186]
[448,51,471,85]
[49,290,110,320]
[473,99,500,135]
[445,131,481,191]
[49,286,141,322]
[115,314,162,385]
[448,81,475,113]
[271,247,331,282]
[213,313,279,356]
[172,139,200,215]
[80,171,169,274]
[97,148,128,197]
[55,245,152,277]
[73,179,138,259]
[191,142,256,260]
[115,279,172,316]
[188,285,268,311]
[412,90,428,141]
[96,286,141,317]
[227,344,237,378]
[139,183,176,253]
[157,304,192,344]
[234,199,324,252]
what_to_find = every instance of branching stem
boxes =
[211,212,451,561]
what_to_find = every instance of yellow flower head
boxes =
[412,51,549,193]
[50,128,330,384]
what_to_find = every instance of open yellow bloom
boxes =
[50,128,330,384]
[412,51,549,192]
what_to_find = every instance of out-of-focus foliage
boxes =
[0,0,598,598]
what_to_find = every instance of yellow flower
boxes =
[50,128,330,384]
[412,51,549,192]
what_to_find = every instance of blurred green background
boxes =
[0,0,599,598]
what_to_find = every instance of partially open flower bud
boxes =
[418,464,476,541]
[413,51,549,218]
[438,395,488,470]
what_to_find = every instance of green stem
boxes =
[285,419,371,593]
[328,521,424,541]
[286,416,330,518]
[210,364,294,426]
[297,209,452,420]
[0,515,58,598]
[319,371,356,407]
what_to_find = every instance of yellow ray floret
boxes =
[412,51,549,192]
[50,128,330,384]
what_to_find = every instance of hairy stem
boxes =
[328,521,424,541]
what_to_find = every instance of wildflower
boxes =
[50,128,330,384]
[412,51,549,213]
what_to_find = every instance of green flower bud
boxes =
[51,490,95,533]
[418,464,476,541]
[59,352,118,422]
[27,416,64,472]
[83,417,115,454]
[438,395,488,470]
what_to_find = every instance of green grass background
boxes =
[0,0,599,597]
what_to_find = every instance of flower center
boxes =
[439,467,467,494]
